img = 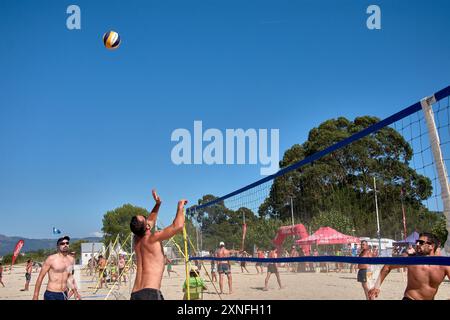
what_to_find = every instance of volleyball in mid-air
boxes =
[103,30,121,50]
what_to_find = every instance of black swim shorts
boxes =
[130,288,165,301]
[357,269,367,283]
[267,264,277,273]
[218,263,231,275]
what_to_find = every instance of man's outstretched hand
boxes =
[178,200,188,209]
[152,189,162,205]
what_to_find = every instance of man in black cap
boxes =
[33,236,80,300]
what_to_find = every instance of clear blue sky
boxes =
[0,0,449,238]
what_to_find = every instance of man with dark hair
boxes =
[33,236,79,300]
[130,189,187,300]
[130,217,146,237]
[369,232,450,300]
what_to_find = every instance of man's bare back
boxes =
[216,247,232,263]
[129,190,186,300]
[132,234,165,292]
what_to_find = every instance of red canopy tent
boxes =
[296,227,360,246]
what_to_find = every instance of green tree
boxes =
[3,248,55,265]
[188,195,234,230]
[187,194,289,253]
[260,116,434,239]
[310,210,355,235]
[187,195,256,251]
[246,218,287,251]
[2,254,13,264]
[431,214,449,247]
[102,204,149,245]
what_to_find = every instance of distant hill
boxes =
[0,234,102,256]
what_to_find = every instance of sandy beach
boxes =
[1,262,449,300]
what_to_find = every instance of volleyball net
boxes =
[78,86,450,300]
[187,86,450,268]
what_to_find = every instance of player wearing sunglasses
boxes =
[369,232,450,300]
[32,236,79,300]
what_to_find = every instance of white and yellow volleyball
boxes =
[103,30,121,50]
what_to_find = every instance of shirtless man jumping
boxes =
[369,232,450,300]
[130,189,187,300]
[33,236,80,300]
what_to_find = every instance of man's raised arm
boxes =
[147,189,162,230]
[152,200,187,242]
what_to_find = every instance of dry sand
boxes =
[1,262,449,300]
